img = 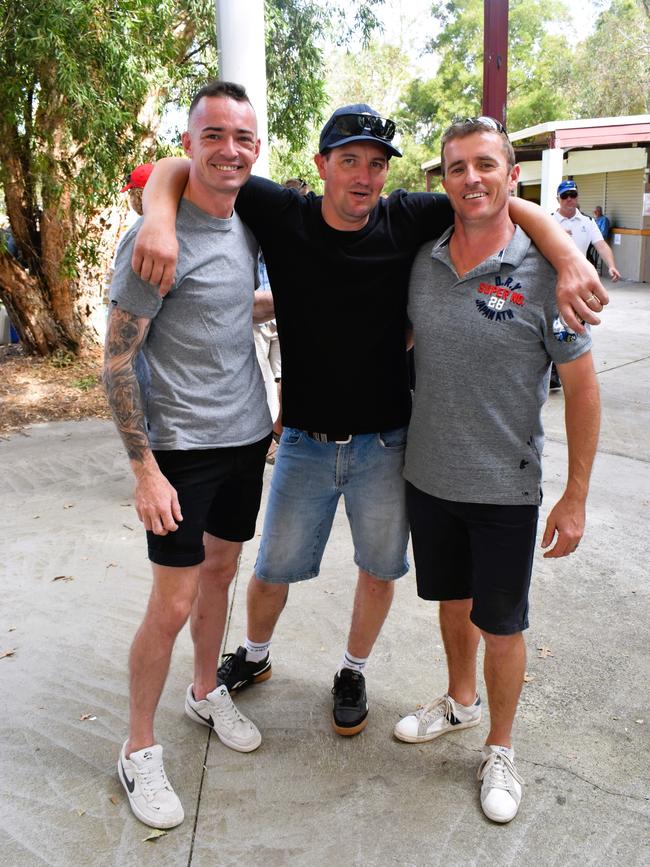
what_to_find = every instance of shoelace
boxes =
[139,762,172,800]
[219,653,237,678]
[214,693,248,728]
[416,694,454,723]
[332,672,363,703]
[477,750,524,792]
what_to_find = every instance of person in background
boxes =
[593,205,611,242]
[121,163,155,219]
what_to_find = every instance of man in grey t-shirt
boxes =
[393,118,601,824]
[104,81,273,831]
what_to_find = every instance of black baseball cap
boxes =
[319,103,402,158]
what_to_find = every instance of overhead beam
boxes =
[482,0,509,125]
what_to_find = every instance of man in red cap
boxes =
[121,163,155,216]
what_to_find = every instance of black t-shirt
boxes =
[236,177,453,433]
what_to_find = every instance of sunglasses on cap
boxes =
[330,112,397,142]
[560,191,578,199]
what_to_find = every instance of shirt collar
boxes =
[430,224,531,279]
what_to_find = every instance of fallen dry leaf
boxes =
[523,672,535,683]
[33,514,40,519]
[63,503,75,510]
[8,626,16,632]
[143,829,167,842]
[1,649,16,659]
[106,562,118,568]
[122,524,134,531]
[109,795,119,806]
[635,719,644,724]
[79,713,97,721]
[537,646,553,659]
[76,809,86,817]
[53,575,74,582]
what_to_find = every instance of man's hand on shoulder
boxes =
[132,219,178,297]
[133,461,183,536]
[555,255,609,334]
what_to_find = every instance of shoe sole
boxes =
[332,715,368,737]
[227,665,272,694]
[116,759,185,829]
[184,702,262,753]
[393,715,481,744]
[481,802,519,823]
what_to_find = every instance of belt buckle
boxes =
[334,435,352,444]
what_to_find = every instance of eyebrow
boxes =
[200,125,255,135]
[447,154,499,170]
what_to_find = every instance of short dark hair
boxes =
[188,80,252,121]
[440,118,515,177]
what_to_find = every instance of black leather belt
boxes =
[305,431,353,444]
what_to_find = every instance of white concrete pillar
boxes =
[540,147,565,214]
[215,0,269,178]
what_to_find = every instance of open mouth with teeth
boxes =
[463,191,487,200]
[212,164,241,172]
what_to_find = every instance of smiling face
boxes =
[441,131,519,227]
[181,95,260,214]
[314,142,389,231]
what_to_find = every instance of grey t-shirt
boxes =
[405,226,592,505]
[110,199,271,450]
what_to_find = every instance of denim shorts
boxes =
[406,482,539,635]
[255,427,410,583]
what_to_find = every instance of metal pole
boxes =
[215,0,269,177]
[482,0,509,126]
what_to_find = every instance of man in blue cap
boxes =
[130,100,607,740]
[550,179,620,388]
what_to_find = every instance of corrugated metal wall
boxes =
[566,169,644,228]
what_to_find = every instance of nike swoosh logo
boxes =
[194,710,214,728]
[120,760,135,793]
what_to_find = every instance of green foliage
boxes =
[71,374,99,391]
[397,0,572,160]
[567,0,650,117]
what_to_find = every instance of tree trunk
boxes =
[0,253,64,355]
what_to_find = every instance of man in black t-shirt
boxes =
[133,101,607,741]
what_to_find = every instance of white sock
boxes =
[244,636,271,663]
[338,650,367,675]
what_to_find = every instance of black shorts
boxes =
[147,434,272,567]
[406,482,539,635]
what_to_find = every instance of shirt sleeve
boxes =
[108,224,165,319]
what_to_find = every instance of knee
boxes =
[481,630,523,654]
[202,553,239,589]
[250,573,288,599]
[148,592,194,636]
[359,571,394,597]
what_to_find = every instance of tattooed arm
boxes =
[103,305,182,535]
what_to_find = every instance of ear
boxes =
[508,163,520,192]
[314,152,328,181]
[181,131,192,157]
[252,138,261,162]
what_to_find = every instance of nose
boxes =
[354,162,372,186]
[219,136,238,159]
[465,164,481,185]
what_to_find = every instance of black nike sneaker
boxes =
[331,668,368,736]
[217,645,272,693]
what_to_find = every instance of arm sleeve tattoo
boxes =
[102,306,152,463]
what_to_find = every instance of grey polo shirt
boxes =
[405,226,592,505]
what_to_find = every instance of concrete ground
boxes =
[0,279,648,866]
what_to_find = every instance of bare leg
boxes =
[127,563,200,754]
[246,572,289,642]
[439,598,480,706]
[191,534,242,700]
[482,630,526,748]
[345,569,395,659]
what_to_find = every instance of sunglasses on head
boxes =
[331,113,397,142]
[560,191,578,199]
[461,116,508,135]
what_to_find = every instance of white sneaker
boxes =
[185,684,262,752]
[477,745,524,823]
[394,693,482,743]
[117,742,184,829]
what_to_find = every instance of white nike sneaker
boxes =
[394,693,482,743]
[117,741,184,829]
[477,745,524,823]
[185,684,262,752]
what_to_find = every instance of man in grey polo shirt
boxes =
[104,80,273,830]
[394,118,601,824]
